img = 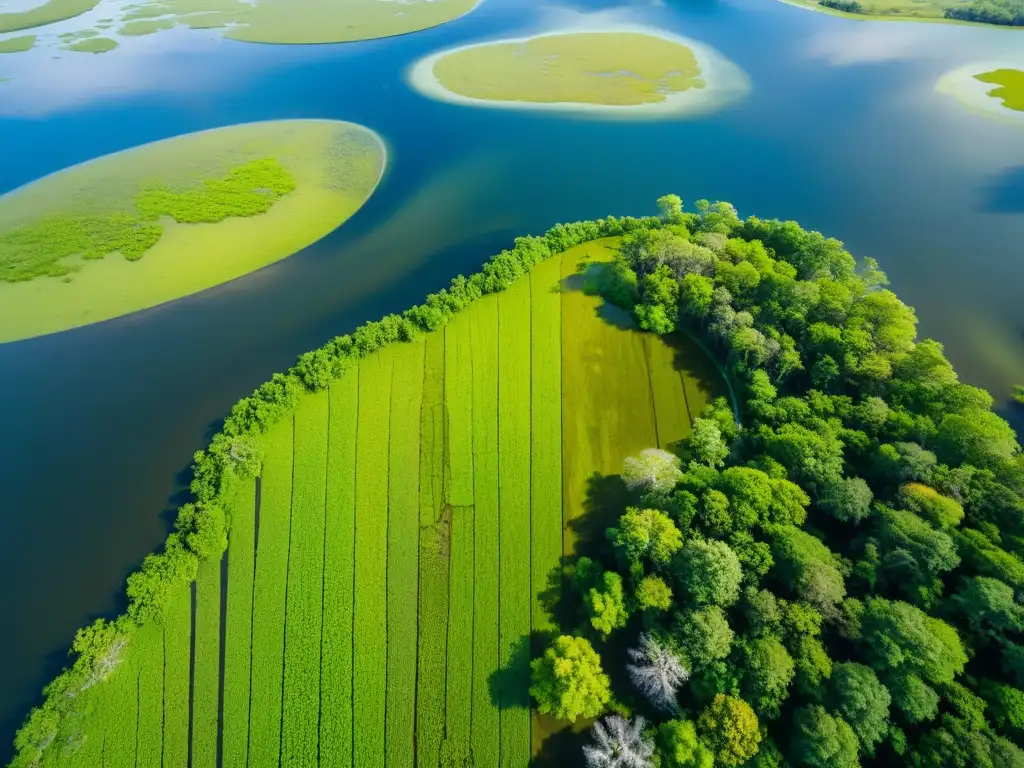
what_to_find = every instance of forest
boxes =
[944,0,1024,24]
[533,195,1024,767]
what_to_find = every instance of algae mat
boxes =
[0,119,386,342]
[937,62,1024,125]
[410,29,750,117]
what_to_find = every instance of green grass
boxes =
[65,37,118,53]
[530,256,564,637]
[282,392,329,768]
[136,620,165,768]
[321,371,360,768]
[353,349,394,768]
[977,69,1024,111]
[163,586,192,768]
[386,339,425,768]
[0,0,99,33]
[0,36,35,53]
[0,120,385,343]
[222,480,257,768]
[498,277,534,766]
[469,295,501,767]
[191,557,221,768]
[249,417,293,768]
[415,332,449,768]
[443,505,475,765]
[445,313,475,506]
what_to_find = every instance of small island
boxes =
[0,119,386,342]
[937,62,1024,123]
[779,0,1024,27]
[409,29,749,117]
[11,196,1024,768]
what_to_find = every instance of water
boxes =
[1,0,1023,755]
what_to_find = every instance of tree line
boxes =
[529,195,1024,767]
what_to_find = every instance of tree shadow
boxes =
[489,634,533,710]
[980,166,1024,214]
[568,472,633,564]
[530,714,593,768]
[560,266,636,331]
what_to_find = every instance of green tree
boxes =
[772,526,846,618]
[674,538,743,607]
[659,719,714,768]
[935,409,1019,469]
[674,606,734,668]
[697,694,761,768]
[790,705,860,768]
[610,507,683,574]
[890,672,940,723]
[530,636,611,721]
[819,476,873,524]
[828,662,890,754]
[586,571,629,638]
[636,575,673,613]
[679,273,715,319]
[859,598,967,687]
[952,576,1024,644]
[741,636,795,717]
[690,418,729,468]
[623,448,684,496]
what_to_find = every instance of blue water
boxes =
[1,0,1023,754]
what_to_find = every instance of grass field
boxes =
[37,237,725,767]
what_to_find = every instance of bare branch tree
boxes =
[627,633,689,712]
[583,715,655,768]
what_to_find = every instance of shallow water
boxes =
[1,0,1023,755]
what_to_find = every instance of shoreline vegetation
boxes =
[408,27,750,117]
[776,0,1024,26]
[0,119,386,343]
[937,62,1024,124]
[12,195,1024,768]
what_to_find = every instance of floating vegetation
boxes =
[0,35,36,53]
[410,28,750,117]
[937,62,1024,124]
[976,68,1024,111]
[0,119,387,342]
[64,36,118,53]
[0,0,100,34]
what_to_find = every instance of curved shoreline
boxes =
[407,25,750,119]
[773,0,1024,29]
[936,62,1024,125]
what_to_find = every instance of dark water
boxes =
[1,0,1023,755]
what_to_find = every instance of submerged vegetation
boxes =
[0,119,385,342]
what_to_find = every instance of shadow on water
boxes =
[981,166,1024,214]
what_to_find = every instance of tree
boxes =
[623,449,684,496]
[610,508,683,574]
[889,672,940,723]
[674,538,743,607]
[790,705,860,768]
[772,526,846,618]
[828,662,891,754]
[674,606,734,668]
[659,720,714,768]
[690,419,729,468]
[819,476,873,524]
[627,633,689,711]
[583,715,655,768]
[697,694,761,768]
[935,409,1019,469]
[635,575,673,612]
[587,571,630,638]
[741,636,795,718]
[174,502,227,561]
[530,635,611,721]
[859,598,967,687]
[679,273,715,319]
[658,194,684,223]
[952,576,1024,644]
[898,483,963,529]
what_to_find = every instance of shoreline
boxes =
[936,62,1024,126]
[774,0,1024,30]
[406,25,750,119]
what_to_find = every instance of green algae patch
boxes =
[0,34,35,52]
[411,28,749,117]
[119,18,176,36]
[976,69,1024,111]
[0,0,99,33]
[0,119,386,342]
[65,35,117,52]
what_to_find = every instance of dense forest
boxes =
[944,0,1024,24]
[531,195,1024,767]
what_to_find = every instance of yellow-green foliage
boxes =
[0,120,385,342]
[119,18,177,35]
[431,32,704,106]
[192,558,222,768]
[0,0,99,33]
[0,35,35,53]
[65,36,118,53]
[976,69,1024,111]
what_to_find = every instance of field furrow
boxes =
[321,371,359,768]
[386,338,425,768]
[222,479,257,768]
[163,585,192,768]
[498,277,533,768]
[282,391,329,768]
[469,295,500,768]
[353,350,394,768]
[445,314,475,507]
[442,504,475,766]
[190,556,222,768]
[248,417,294,768]
[415,332,448,768]
[529,255,563,637]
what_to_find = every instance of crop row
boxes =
[644,334,692,448]
[282,392,330,768]
[320,371,359,768]
[353,350,394,768]
[469,296,501,767]
[222,480,257,768]
[136,620,165,768]
[415,333,448,768]
[386,339,425,768]
[192,557,222,768]
[498,278,534,767]
[249,418,293,768]
[530,256,564,633]
[445,314,475,507]
[445,505,475,765]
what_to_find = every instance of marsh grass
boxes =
[0,0,99,33]
[0,35,35,53]
[65,36,118,53]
